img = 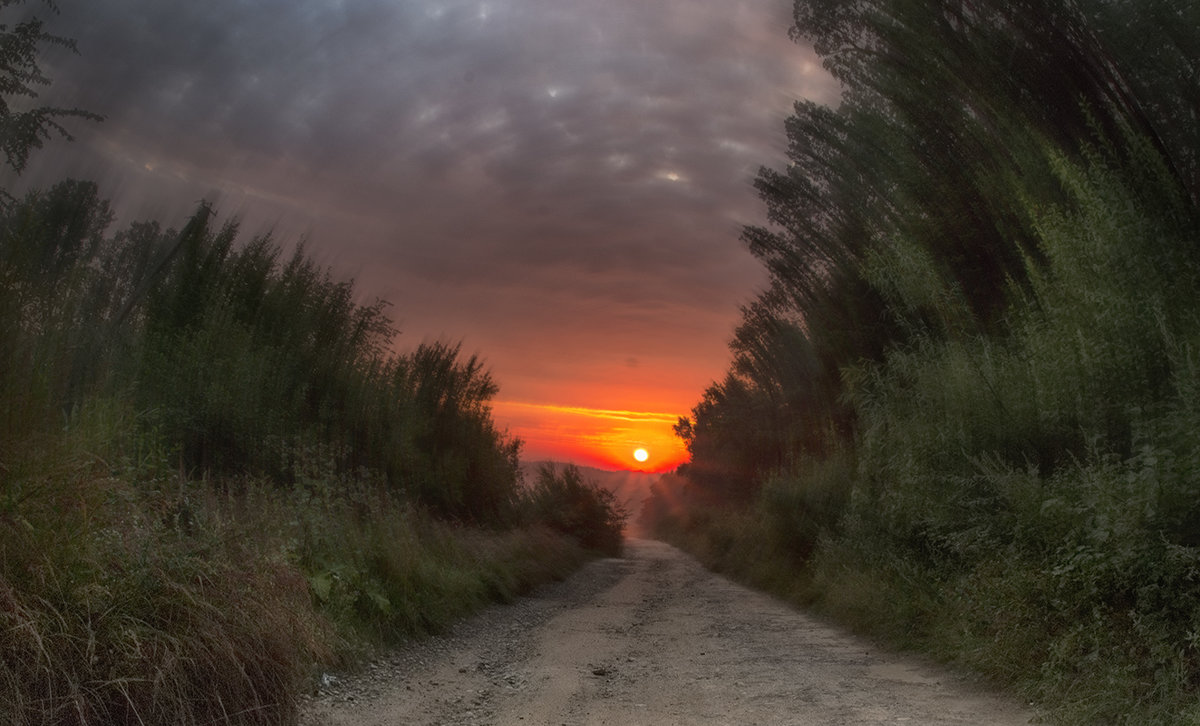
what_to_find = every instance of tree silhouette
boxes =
[0,0,101,185]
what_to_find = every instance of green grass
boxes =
[0,417,595,725]
[0,398,591,723]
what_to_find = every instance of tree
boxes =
[677,0,1200,500]
[0,0,101,185]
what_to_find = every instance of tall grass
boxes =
[0,404,591,725]
[0,180,615,724]
[0,396,333,725]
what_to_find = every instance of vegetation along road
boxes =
[302,539,1034,725]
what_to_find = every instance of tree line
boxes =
[2,179,529,521]
[650,1,1200,722]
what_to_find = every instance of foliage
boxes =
[0,179,607,724]
[662,1,1200,722]
[0,400,589,725]
[0,398,334,726]
[0,179,524,522]
[0,0,102,190]
[219,475,588,649]
[524,463,628,556]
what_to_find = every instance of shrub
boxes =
[524,464,627,556]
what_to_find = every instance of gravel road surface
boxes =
[301,539,1036,725]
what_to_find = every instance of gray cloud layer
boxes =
[20,0,835,414]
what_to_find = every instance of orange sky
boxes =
[492,399,689,472]
[480,337,733,472]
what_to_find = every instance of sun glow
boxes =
[491,400,688,471]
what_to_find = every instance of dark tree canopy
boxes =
[679,0,1200,500]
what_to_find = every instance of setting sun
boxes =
[490,401,688,471]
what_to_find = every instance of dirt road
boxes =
[302,539,1035,725]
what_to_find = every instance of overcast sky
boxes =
[16,0,836,468]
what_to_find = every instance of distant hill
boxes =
[520,461,662,537]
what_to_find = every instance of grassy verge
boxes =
[0,399,596,725]
[648,451,1200,725]
[0,180,622,725]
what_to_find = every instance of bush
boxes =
[524,464,627,556]
[757,452,852,563]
